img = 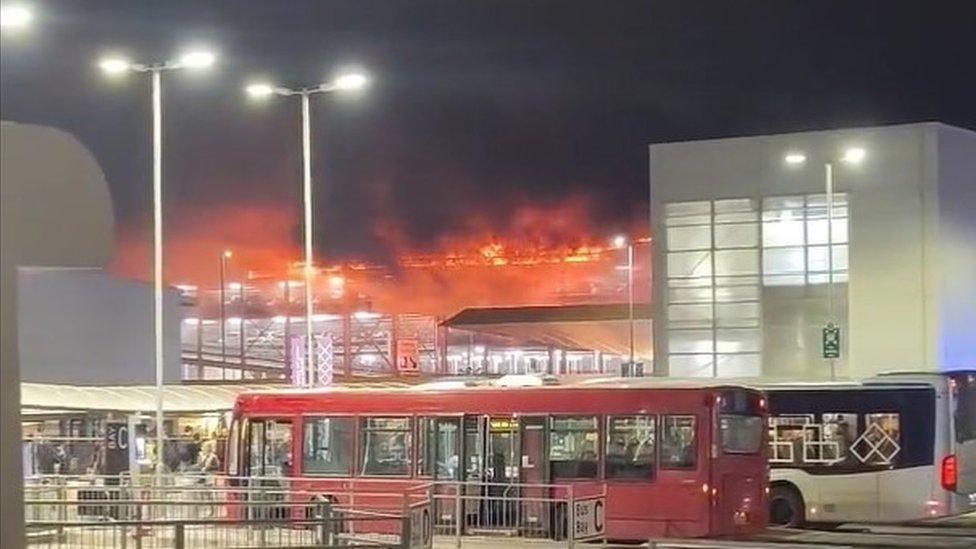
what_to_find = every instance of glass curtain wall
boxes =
[664,194,848,377]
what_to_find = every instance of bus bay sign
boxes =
[572,496,605,541]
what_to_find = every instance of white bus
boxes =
[764,370,975,526]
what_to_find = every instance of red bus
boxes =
[226,377,768,541]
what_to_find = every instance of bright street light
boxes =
[98,57,131,75]
[0,4,32,29]
[842,147,866,165]
[612,235,627,249]
[245,82,275,99]
[332,72,368,91]
[781,146,867,381]
[243,67,370,387]
[784,152,807,165]
[178,50,216,69]
[98,49,215,485]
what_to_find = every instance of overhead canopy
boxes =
[442,303,652,358]
[20,383,286,414]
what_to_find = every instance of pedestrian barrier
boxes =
[24,474,605,548]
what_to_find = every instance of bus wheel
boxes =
[769,485,805,528]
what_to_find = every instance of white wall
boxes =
[17,267,182,384]
[649,122,976,378]
[934,125,976,368]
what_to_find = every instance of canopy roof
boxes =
[22,382,293,414]
[442,303,652,358]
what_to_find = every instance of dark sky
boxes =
[2,0,974,263]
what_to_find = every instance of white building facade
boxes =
[649,123,976,379]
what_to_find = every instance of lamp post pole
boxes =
[301,91,315,387]
[99,50,216,485]
[245,73,368,386]
[825,162,835,381]
[150,67,165,483]
[219,251,229,375]
[627,243,635,368]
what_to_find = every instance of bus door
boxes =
[519,416,549,534]
[485,416,520,528]
[244,418,293,520]
[462,416,485,528]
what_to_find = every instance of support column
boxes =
[342,312,353,377]
[390,313,400,376]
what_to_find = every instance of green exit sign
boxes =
[822,323,841,359]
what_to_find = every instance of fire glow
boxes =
[110,198,650,316]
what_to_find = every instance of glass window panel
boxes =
[667,225,711,251]
[715,275,760,287]
[808,245,848,273]
[714,198,754,213]
[763,196,805,212]
[715,302,759,321]
[666,201,711,217]
[303,417,353,475]
[862,413,901,465]
[720,415,764,454]
[668,329,714,353]
[360,416,411,476]
[762,217,805,247]
[715,212,758,224]
[807,218,848,245]
[714,223,758,248]
[715,249,759,276]
[668,303,713,324]
[716,354,761,377]
[549,416,598,479]
[763,247,805,275]
[667,277,713,288]
[807,193,848,208]
[714,286,760,302]
[763,274,806,286]
[668,354,714,377]
[667,251,712,278]
[716,328,761,353]
[606,416,656,479]
[660,416,697,469]
[669,287,713,304]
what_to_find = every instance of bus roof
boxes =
[236,374,761,399]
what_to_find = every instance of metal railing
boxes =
[24,474,606,547]
[24,474,432,548]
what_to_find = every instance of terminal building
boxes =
[649,122,976,380]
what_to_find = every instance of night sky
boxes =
[2,0,974,266]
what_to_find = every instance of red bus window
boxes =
[719,415,763,454]
[303,417,353,475]
[606,415,656,479]
[417,417,461,479]
[660,415,696,470]
[360,417,412,476]
[549,416,599,479]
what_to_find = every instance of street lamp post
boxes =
[99,50,216,484]
[219,250,231,376]
[613,235,636,372]
[785,147,865,381]
[245,72,368,386]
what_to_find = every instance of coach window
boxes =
[549,416,599,479]
[606,415,656,479]
[303,417,353,475]
[360,417,412,476]
[660,415,696,469]
[861,413,901,465]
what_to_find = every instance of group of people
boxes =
[163,426,222,473]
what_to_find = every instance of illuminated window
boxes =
[665,199,760,378]
[360,417,411,476]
